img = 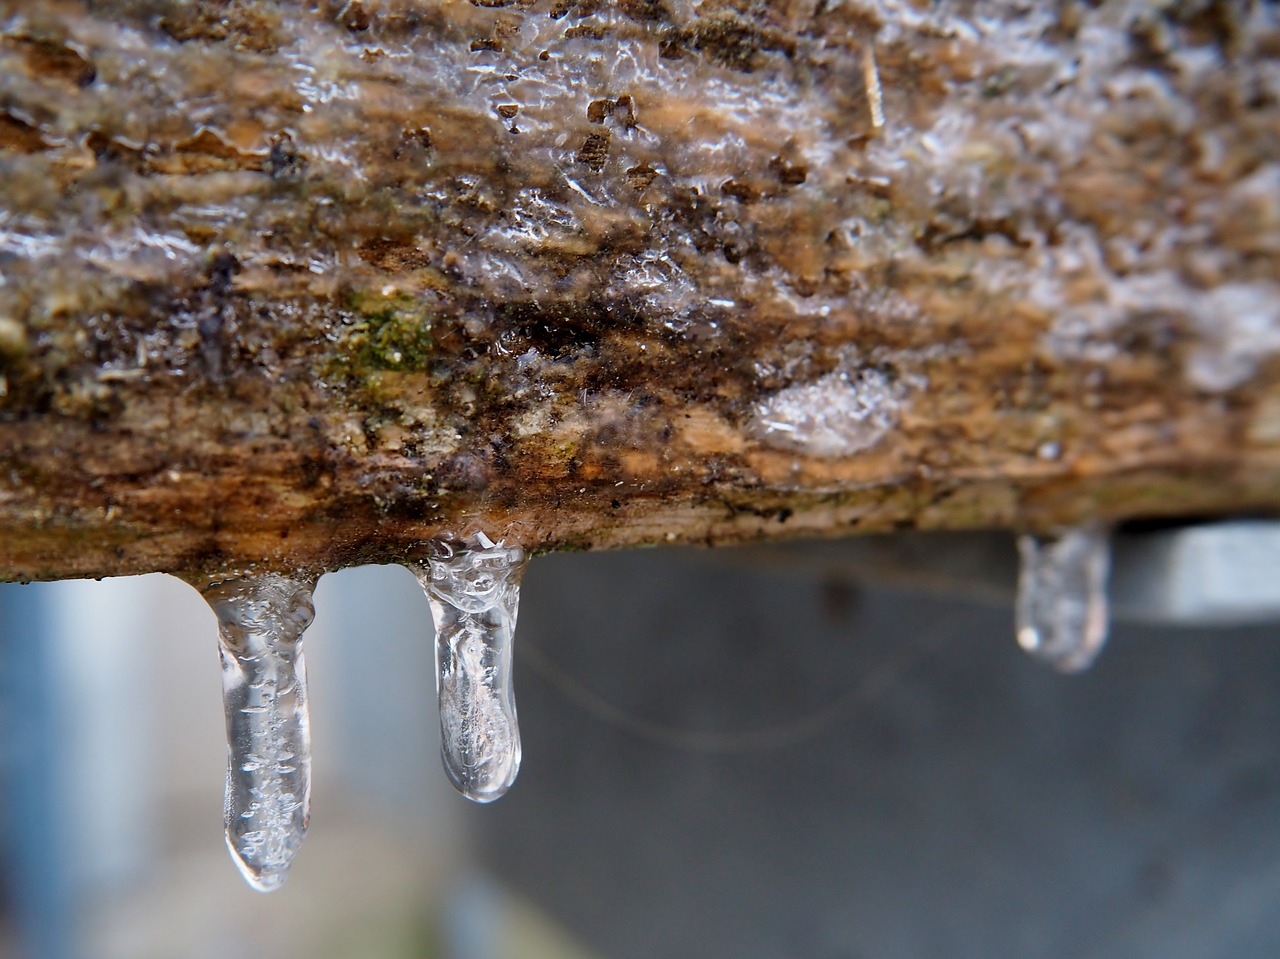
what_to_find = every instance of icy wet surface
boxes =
[751,368,909,458]
[1016,524,1111,673]
[3,2,1277,583]
[202,572,316,891]
[411,535,527,803]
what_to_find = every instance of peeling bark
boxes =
[1,0,1278,582]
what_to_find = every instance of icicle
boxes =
[1015,522,1111,673]
[202,572,316,892]
[411,535,527,803]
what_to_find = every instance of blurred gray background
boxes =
[2,533,1279,958]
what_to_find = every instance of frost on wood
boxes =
[1,0,1279,581]
[203,572,316,891]
[411,534,527,804]
[752,368,911,458]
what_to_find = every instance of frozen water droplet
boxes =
[1015,523,1111,673]
[411,535,527,803]
[202,572,316,891]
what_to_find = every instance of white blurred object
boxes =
[1110,521,1280,626]
[46,576,161,891]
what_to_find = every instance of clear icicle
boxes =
[1015,522,1111,673]
[411,535,527,803]
[203,572,316,892]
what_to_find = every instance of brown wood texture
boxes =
[1,0,1278,581]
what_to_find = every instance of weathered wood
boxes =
[1,0,1278,581]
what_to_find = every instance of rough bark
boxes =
[1,0,1278,582]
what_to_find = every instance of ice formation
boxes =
[202,572,316,892]
[1015,524,1111,673]
[752,369,907,458]
[411,534,528,803]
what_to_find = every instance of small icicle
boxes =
[202,572,316,892]
[411,535,527,803]
[1015,522,1111,673]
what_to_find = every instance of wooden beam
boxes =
[1,0,1278,581]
